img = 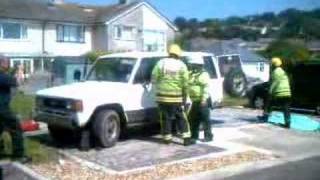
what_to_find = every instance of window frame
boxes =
[133,57,163,84]
[0,22,28,40]
[257,62,265,72]
[113,25,136,41]
[86,57,137,83]
[56,24,85,43]
[203,56,218,79]
[143,29,166,52]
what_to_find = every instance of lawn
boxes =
[221,93,249,107]
[10,92,35,120]
[1,92,59,164]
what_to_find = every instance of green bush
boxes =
[263,39,311,71]
[84,50,110,63]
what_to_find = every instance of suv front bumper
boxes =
[35,108,79,129]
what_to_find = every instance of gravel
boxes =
[29,151,270,180]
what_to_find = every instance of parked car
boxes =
[35,52,223,148]
[248,61,320,114]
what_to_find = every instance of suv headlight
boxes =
[66,100,83,112]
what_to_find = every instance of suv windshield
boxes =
[87,58,137,82]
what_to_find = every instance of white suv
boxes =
[35,52,223,147]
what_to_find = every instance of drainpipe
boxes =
[41,21,47,56]
[41,21,47,72]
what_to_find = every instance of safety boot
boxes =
[183,138,196,146]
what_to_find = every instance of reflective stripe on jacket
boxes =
[151,58,188,103]
[269,67,291,98]
[188,70,210,102]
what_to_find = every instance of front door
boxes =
[128,57,162,123]
[10,58,34,78]
[203,56,224,104]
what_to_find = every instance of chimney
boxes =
[119,0,131,5]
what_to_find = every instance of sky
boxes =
[67,0,320,20]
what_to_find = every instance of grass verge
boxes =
[221,93,249,107]
[1,93,59,164]
[10,92,35,120]
[1,133,59,164]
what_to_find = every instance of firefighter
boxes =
[151,44,193,146]
[188,59,213,142]
[0,56,31,163]
[262,57,292,128]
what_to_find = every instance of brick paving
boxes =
[66,137,225,171]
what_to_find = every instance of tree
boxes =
[264,39,311,70]
[201,19,223,38]
[222,26,243,39]
[174,17,188,31]
[224,16,247,25]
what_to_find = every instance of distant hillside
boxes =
[174,8,320,41]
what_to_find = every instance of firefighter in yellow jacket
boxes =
[263,57,292,128]
[151,44,193,146]
[188,58,213,142]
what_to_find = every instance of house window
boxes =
[114,26,122,39]
[143,30,165,52]
[257,62,265,72]
[0,22,27,40]
[56,25,85,43]
[113,25,136,40]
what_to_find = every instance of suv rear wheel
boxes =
[225,69,247,97]
[92,110,120,148]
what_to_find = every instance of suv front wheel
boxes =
[252,95,265,109]
[316,106,320,115]
[92,110,121,148]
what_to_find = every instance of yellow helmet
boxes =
[168,44,182,57]
[271,57,282,67]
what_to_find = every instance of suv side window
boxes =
[134,57,162,84]
[203,56,217,79]
[218,55,241,77]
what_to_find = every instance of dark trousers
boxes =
[264,96,291,126]
[189,102,213,140]
[158,103,190,141]
[0,108,25,157]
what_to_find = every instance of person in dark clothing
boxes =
[0,56,31,163]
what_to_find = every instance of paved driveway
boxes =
[211,107,262,127]
[61,107,263,173]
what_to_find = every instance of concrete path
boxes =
[0,162,46,180]
[176,123,320,180]
[224,156,320,180]
[211,107,262,128]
